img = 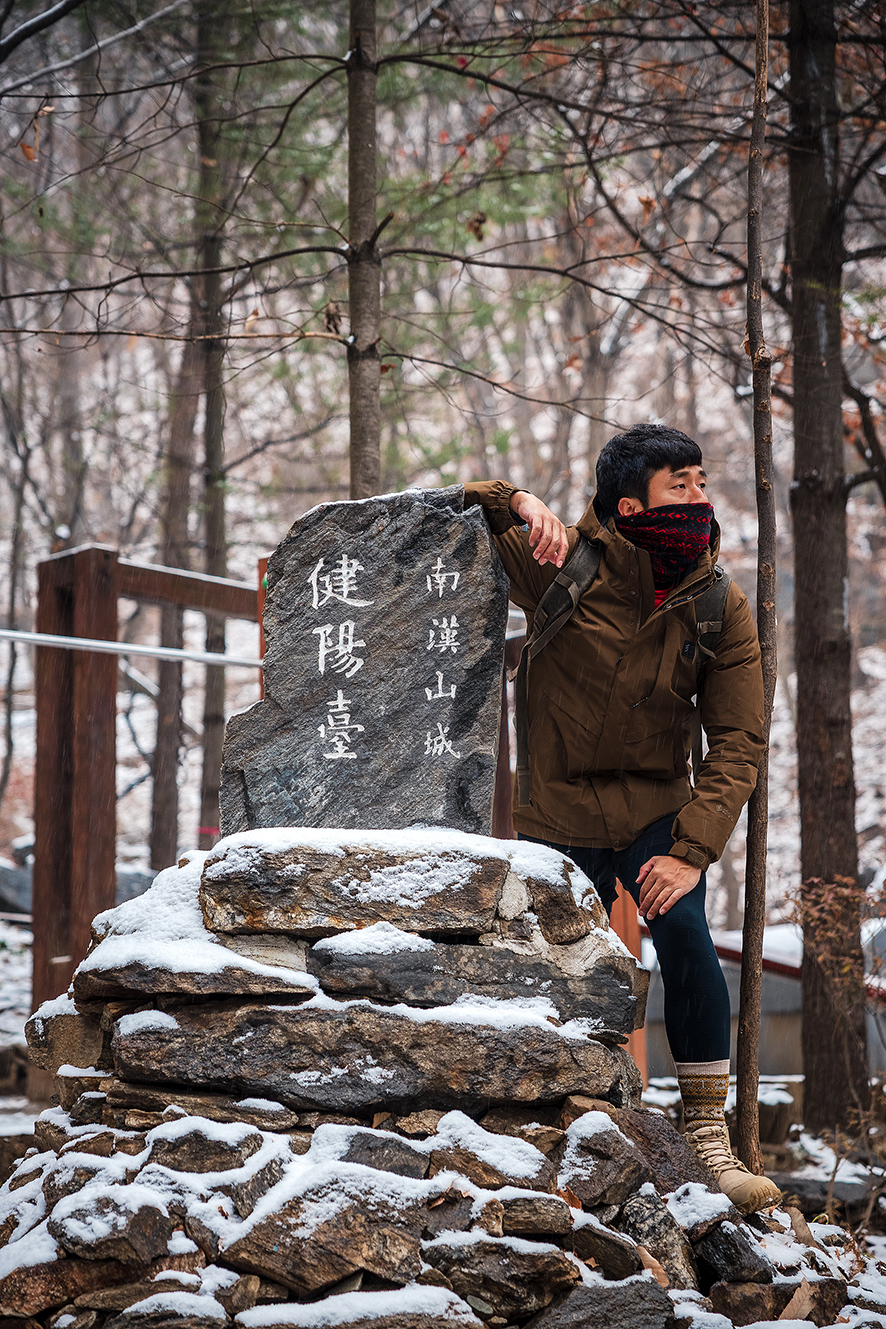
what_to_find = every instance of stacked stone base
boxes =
[4,831,882,1328]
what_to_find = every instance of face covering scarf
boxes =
[613,501,714,591]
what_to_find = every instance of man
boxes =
[465,422,781,1214]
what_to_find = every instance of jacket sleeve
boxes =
[670,582,765,870]
[463,479,574,614]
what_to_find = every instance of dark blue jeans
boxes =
[520,814,731,1063]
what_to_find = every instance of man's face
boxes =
[617,464,708,516]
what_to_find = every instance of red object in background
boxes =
[610,886,649,1086]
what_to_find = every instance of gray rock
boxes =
[570,1212,642,1279]
[558,1097,716,1195]
[422,1234,580,1318]
[337,1127,429,1178]
[524,1281,676,1329]
[100,1079,301,1133]
[692,1219,774,1284]
[557,1111,653,1208]
[199,834,508,938]
[219,486,508,835]
[498,1192,572,1236]
[618,1188,698,1291]
[221,1175,427,1295]
[111,1000,642,1114]
[48,1186,178,1263]
[308,942,641,1036]
[72,958,315,1004]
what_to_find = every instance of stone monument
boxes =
[220,486,509,837]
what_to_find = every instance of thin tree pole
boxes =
[347,0,381,499]
[736,0,773,1175]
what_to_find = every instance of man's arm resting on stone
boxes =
[670,583,766,872]
[463,481,568,568]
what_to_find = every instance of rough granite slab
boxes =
[198,827,608,943]
[219,486,509,835]
[111,1000,643,1115]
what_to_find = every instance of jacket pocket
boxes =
[528,691,602,783]
[622,691,694,778]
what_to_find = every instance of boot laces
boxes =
[688,1124,750,1176]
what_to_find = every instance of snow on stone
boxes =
[313,922,435,955]
[124,1291,226,1319]
[277,988,594,1039]
[236,1097,286,1111]
[665,1182,731,1229]
[204,826,604,917]
[851,1270,886,1309]
[76,854,318,990]
[571,1209,638,1244]
[0,922,34,1049]
[427,1111,549,1177]
[423,1227,563,1257]
[507,840,595,907]
[200,1265,241,1294]
[793,1131,886,1185]
[667,1292,733,1329]
[0,1218,56,1274]
[51,1179,172,1243]
[148,1114,260,1147]
[237,1286,481,1328]
[117,1010,180,1035]
[560,1110,630,1174]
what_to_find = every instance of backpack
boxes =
[509,535,731,807]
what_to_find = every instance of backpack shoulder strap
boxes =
[511,535,602,807]
[690,566,731,784]
[694,566,731,669]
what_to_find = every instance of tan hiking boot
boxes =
[685,1122,782,1214]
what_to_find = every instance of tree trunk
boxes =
[788,0,868,1131]
[347,0,381,499]
[149,336,201,870]
[193,1,228,851]
[736,0,773,1177]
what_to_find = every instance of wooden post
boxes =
[258,555,269,699]
[32,546,118,1018]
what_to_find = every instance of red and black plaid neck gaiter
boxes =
[614,502,713,589]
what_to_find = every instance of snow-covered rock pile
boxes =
[4,827,886,1328]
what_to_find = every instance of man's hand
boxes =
[509,491,569,567]
[637,855,701,920]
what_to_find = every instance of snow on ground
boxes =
[0,922,31,1050]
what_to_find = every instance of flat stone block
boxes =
[110,1000,642,1114]
[308,939,642,1037]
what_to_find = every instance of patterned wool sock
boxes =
[675,1059,730,1130]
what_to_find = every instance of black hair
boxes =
[595,423,703,516]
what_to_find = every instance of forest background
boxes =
[0,0,885,1132]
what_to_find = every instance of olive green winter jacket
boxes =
[465,480,765,871]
